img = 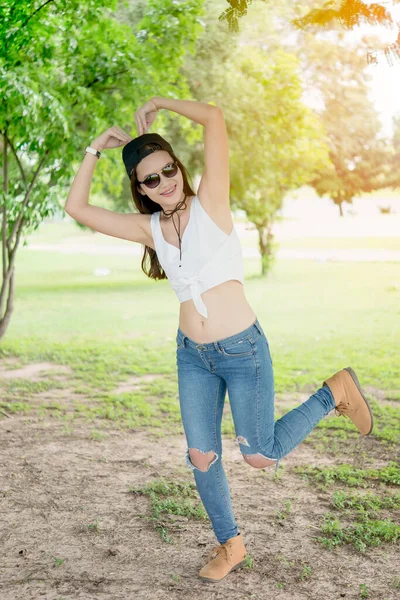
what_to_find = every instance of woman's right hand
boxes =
[90,126,133,152]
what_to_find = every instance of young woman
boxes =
[65,97,374,584]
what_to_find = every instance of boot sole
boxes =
[199,558,248,583]
[344,367,374,435]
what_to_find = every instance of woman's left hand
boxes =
[134,99,158,136]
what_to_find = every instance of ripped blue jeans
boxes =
[176,317,335,544]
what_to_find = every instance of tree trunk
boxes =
[258,223,275,276]
[338,201,344,217]
[0,134,15,342]
[0,267,15,340]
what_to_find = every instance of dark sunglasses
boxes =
[137,161,178,189]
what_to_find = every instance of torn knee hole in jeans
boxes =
[186,448,218,472]
[236,437,279,469]
[236,435,250,447]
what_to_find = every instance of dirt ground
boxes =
[0,362,398,600]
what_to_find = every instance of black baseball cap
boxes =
[122,133,174,179]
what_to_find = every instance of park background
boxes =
[1,1,399,599]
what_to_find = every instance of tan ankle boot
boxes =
[323,367,373,436]
[199,532,247,583]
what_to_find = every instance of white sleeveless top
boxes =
[150,195,244,318]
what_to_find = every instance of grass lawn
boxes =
[7,225,400,394]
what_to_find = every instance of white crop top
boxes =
[150,195,244,318]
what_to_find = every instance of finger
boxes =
[120,128,132,142]
[112,129,130,145]
[134,114,141,136]
[138,115,143,135]
[140,109,148,133]
[114,125,130,140]
[112,126,129,142]
[121,131,132,142]
[139,112,146,135]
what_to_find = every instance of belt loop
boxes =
[253,319,263,336]
[177,331,186,348]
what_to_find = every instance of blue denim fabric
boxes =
[176,317,335,544]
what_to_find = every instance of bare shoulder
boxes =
[197,190,233,236]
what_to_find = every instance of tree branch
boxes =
[68,68,132,108]
[2,134,8,282]
[4,134,27,188]
[8,149,50,248]
[19,0,57,30]
[84,68,132,90]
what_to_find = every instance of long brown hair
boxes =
[129,143,196,280]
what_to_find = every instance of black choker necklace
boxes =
[161,196,187,267]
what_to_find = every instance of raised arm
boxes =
[143,98,229,208]
[63,126,152,245]
[134,97,219,134]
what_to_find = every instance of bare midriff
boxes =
[178,280,257,343]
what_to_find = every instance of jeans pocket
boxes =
[219,338,254,357]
